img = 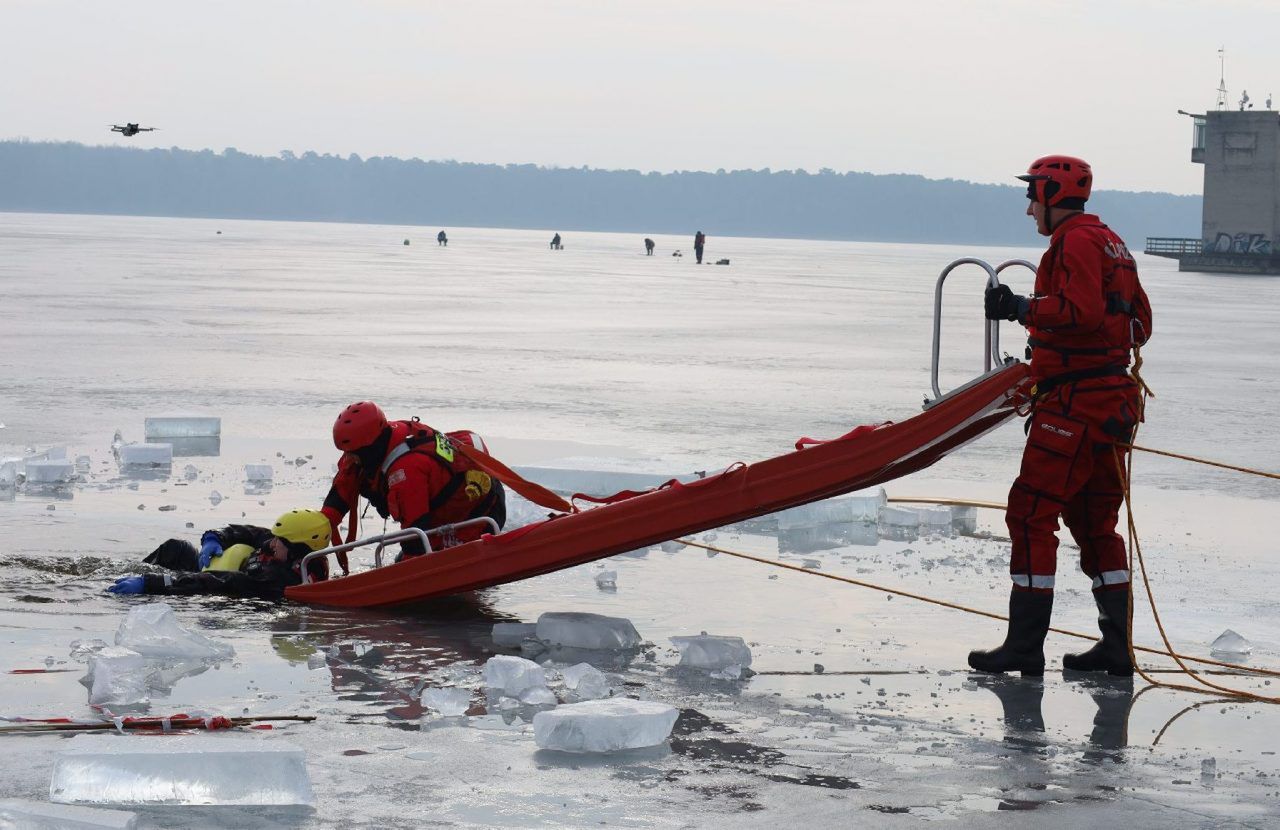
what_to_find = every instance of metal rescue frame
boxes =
[925,257,1035,408]
[299,517,501,584]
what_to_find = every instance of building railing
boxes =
[1144,237,1202,256]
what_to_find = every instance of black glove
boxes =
[985,285,1030,323]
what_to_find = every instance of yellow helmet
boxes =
[272,509,332,551]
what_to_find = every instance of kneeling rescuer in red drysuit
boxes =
[968,155,1153,678]
[322,402,507,560]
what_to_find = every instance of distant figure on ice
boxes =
[437,230,448,246]
[644,238,655,256]
[968,155,1153,679]
[693,231,706,264]
[550,233,562,250]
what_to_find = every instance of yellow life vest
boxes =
[203,543,255,572]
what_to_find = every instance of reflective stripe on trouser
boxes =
[1007,380,1139,593]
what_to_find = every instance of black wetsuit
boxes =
[139,524,325,601]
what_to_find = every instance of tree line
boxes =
[0,140,1200,245]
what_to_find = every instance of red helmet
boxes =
[1017,155,1092,207]
[332,401,388,451]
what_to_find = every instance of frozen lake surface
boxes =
[2,212,1279,828]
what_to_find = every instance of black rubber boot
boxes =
[1062,589,1134,677]
[968,589,1054,676]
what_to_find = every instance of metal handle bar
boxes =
[299,517,502,584]
[930,258,1000,402]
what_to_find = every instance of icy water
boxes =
[2,212,1280,828]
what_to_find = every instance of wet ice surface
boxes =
[2,214,1280,827]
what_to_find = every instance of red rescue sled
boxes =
[286,361,1031,608]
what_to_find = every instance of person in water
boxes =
[969,155,1152,678]
[107,509,333,600]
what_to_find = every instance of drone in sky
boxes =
[110,123,157,137]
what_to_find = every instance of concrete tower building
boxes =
[1147,108,1280,274]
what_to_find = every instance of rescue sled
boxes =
[286,259,1034,608]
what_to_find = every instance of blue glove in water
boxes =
[107,576,146,595]
[198,534,223,570]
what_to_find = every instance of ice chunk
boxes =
[70,638,111,661]
[482,655,547,696]
[86,647,148,706]
[1209,629,1252,655]
[182,464,199,481]
[114,603,234,660]
[951,505,979,535]
[244,464,273,482]
[594,570,617,589]
[117,444,173,467]
[659,541,684,553]
[878,505,920,541]
[915,505,952,532]
[535,612,642,651]
[519,685,558,706]
[75,455,93,473]
[492,622,538,648]
[669,634,753,671]
[533,698,678,753]
[777,490,886,529]
[562,662,610,701]
[879,506,920,528]
[306,652,327,670]
[144,416,221,439]
[208,489,223,506]
[25,459,75,483]
[0,799,137,829]
[421,686,472,716]
[0,459,18,487]
[50,735,314,806]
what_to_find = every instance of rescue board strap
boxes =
[449,441,576,515]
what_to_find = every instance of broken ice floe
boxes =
[86,647,149,707]
[518,686,559,706]
[421,687,472,716]
[535,612,641,651]
[492,622,539,648]
[594,569,617,590]
[878,505,920,541]
[144,416,221,457]
[50,735,314,806]
[533,698,679,753]
[115,603,234,660]
[561,662,611,701]
[483,655,547,697]
[25,458,75,484]
[670,634,753,675]
[117,443,172,469]
[1209,629,1252,656]
[0,798,138,830]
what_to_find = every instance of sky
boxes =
[2,0,1277,196]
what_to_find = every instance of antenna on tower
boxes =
[1216,46,1228,111]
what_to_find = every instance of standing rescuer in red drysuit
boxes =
[968,155,1152,678]
[322,401,507,560]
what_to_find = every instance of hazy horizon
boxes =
[4,1,1278,197]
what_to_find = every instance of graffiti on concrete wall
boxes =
[1208,232,1273,255]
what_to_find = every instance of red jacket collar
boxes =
[1049,212,1100,242]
